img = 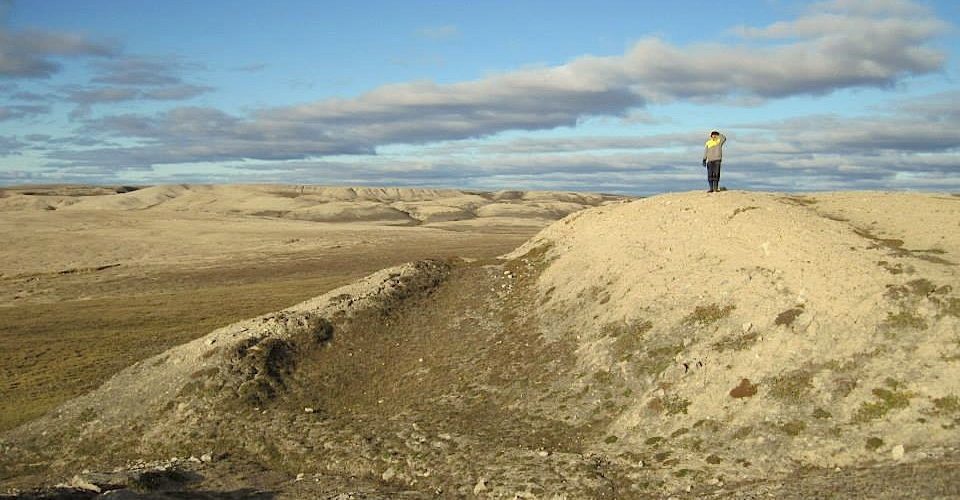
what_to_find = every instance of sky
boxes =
[1,0,958,194]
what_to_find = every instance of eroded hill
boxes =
[2,191,959,498]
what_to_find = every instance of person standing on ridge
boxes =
[702,130,727,193]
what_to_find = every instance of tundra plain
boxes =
[1,185,959,499]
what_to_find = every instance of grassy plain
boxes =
[0,228,534,432]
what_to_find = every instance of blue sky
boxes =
[1,0,958,194]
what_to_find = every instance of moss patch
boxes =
[938,298,960,318]
[932,395,960,414]
[882,310,928,332]
[768,370,814,404]
[663,395,691,415]
[779,420,807,436]
[632,342,685,377]
[607,320,653,359]
[813,408,832,419]
[854,386,913,423]
[683,304,735,326]
[865,437,884,451]
[712,331,760,352]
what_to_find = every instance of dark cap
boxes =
[710,130,719,135]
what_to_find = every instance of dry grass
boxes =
[0,276,340,431]
[0,233,533,433]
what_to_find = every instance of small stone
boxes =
[382,467,396,482]
[742,322,753,333]
[295,473,305,482]
[68,475,101,493]
[188,455,201,463]
[892,444,905,460]
[200,453,213,463]
[304,407,315,413]
[538,450,550,457]
[473,477,488,494]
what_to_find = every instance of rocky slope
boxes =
[2,190,959,498]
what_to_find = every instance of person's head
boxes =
[710,130,719,138]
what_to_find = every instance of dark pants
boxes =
[706,160,722,188]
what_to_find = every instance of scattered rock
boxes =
[382,467,397,482]
[892,444,906,460]
[473,477,488,494]
[67,475,101,493]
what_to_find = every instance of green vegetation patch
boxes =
[663,394,691,415]
[778,420,807,436]
[645,436,664,446]
[856,228,955,265]
[606,319,654,359]
[712,331,760,352]
[768,369,814,404]
[932,395,960,415]
[882,310,928,332]
[77,407,99,424]
[853,386,913,423]
[683,304,736,326]
[731,426,753,439]
[632,342,685,377]
[938,298,960,319]
[812,408,833,419]
[865,437,884,451]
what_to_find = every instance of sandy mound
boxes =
[3,190,958,498]
[284,201,414,224]
[58,185,193,211]
[511,190,960,470]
